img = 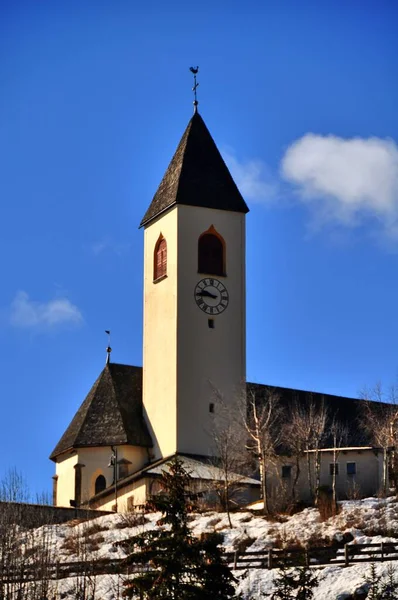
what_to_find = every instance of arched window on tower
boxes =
[198,227,225,276]
[95,474,106,495]
[154,235,167,281]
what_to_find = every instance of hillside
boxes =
[9,496,398,599]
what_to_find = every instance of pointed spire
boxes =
[140,112,249,228]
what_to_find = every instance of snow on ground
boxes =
[21,496,398,599]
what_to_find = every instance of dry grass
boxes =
[61,532,81,555]
[83,522,108,537]
[113,513,148,529]
[232,535,256,553]
[207,517,222,527]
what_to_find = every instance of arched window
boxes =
[154,236,167,281]
[95,474,106,495]
[198,228,225,276]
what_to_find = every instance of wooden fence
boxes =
[226,541,398,570]
[2,541,398,583]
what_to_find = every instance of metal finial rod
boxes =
[189,66,199,113]
[105,330,112,364]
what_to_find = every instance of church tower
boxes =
[141,110,249,460]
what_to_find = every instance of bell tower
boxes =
[140,110,249,460]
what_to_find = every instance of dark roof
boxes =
[51,362,376,462]
[247,382,372,447]
[50,364,152,460]
[140,111,249,227]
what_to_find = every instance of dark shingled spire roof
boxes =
[50,364,152,460]
[140,111,249,227]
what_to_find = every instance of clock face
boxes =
[194,278,229,315]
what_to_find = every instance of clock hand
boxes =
[197,290,218,299]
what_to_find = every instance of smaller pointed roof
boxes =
[50,364,152,460]
[140,112,249,227]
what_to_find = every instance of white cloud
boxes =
[90,237,131,256]
[281,134,398,235]
[222,150,278,203]
[10,291,83,330]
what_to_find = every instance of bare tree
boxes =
[310,398,328,506]
[283,399,327,506]
[0,468,57,600]
[282,405,308,505]
[243,388,282,515]
[210,389,248,527]
[361,382,398,495]
[330,418,348,508]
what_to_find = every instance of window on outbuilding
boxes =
[95,474,106,495]
[330,463,339,476]
[154,236,167,281]
[198,227,225,276]
[281,465,292,479]
[346,462,356,476]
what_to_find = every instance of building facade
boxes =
[50,110,386,512]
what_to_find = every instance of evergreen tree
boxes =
[366,562,398,600]
[295,566,318,600]
[271,561,297,599]
[380,564,398,600]
[367,563,383,600]
[271,559,318,600]
[121,457,237,599]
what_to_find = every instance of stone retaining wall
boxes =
[0,501,111,527]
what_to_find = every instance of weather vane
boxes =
[190,66,199,113]
[105,330,112,364]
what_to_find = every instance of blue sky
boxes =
[1,0,397,498]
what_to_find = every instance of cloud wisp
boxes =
[90,237,131,257]
[281,134,398,236]
[10,291,83,330]
[222,149,279,203]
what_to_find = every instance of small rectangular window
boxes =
[330,463,339,476]
[282,465,292,479]
[347,462,356,476]
[209,403,214,413]
[208,319,215,329]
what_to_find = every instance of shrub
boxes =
[113,513,148,529]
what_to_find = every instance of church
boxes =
[50,104,385,512]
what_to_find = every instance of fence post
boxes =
[381,542,384,562]
[305,547,309,568]
[234,551,238,570]
[344,544,349,567]
[268,549,273,570]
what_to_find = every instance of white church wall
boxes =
[175,205,246,456]
[318,449,381,499]
[268,449,383,509]
[142,206,179,459]
[55,452,78,508]
[90,478,149,512]
[78,445,148,504]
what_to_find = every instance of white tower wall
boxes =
[142,204,246,459]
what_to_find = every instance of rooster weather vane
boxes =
[190,66,199,113]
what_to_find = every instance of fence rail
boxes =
[226,541,398,569]
[2,540,398,583]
